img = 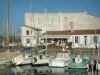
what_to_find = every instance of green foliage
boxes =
[37,44,46,50]
[65,42,72,49]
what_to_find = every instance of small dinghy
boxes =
[68,55,91,69]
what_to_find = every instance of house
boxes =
[21,12,100,48]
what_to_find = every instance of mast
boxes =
[2,21,4,42]
[92,29,97,75]
[8,0,10,50]
[93,30,97,58]
[2,21,5,46]
[30,0,32,47]
[45,0,47,54]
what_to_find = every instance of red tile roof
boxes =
[21,25,42,31]
[42,29,100,35]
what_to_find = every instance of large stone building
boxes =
[21,12,100,48]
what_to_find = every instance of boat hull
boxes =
[32,59,49,67]
[49,58,71,68]
[12,54,23,66]
[31,63,48,67]
[18,58,32,66]
[32,55,54,67]
[12,53,33,66]
[49,61,68,68]
[68,58,91,69]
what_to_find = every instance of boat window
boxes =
[29,55,32,57]
[57,53,69,58]
[57,53,62,58]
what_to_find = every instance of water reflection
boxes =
[68,69,88,75]
[0,65,100,75]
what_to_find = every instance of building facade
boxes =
[21,12,100,48]
[21,25,41,47]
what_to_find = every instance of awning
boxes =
[22,47,32,51]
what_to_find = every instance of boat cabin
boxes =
[56,50,70,59]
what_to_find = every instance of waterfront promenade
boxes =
[0,47,98,57]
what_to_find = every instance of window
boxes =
[75,36,78,43]
[84,36,87,45]
[70,22,73,31]
[26,39,30,44]
[38,19,41,25]
[51,19,54,25]
[94,36,97,43]
[26,30,29,35]
[64,17,67,20]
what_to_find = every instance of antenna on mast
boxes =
[30,0,32,47]
[45,0,47,54]
[8,0,10,51]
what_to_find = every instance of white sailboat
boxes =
[48,48,71,72]
[31,0,54,66]
[12,51,32,66]
[12,0,33,66]
[12,47,32,66]
[31,53,54,66]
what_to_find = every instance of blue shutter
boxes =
[78,36,80,44]
[72,36,74,47]
[97,36,99,44]
[90,36,93,44]
[72,36,74,43]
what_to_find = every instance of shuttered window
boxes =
[26,39,30,44]
[75,36,78,43]
[94,36,97,43]
[26,30,29,35]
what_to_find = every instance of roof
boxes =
[42,29,100,35]
[21,25,42,31]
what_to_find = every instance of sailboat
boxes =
[9,28,17,47]
[31,0,54,66]
[12,0,34,66]
[12,47,32,66]
[0,0,22,67]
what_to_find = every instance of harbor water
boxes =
[0,48,99,75]
[0,65,100,75]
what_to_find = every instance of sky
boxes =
[0,0,100,35]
